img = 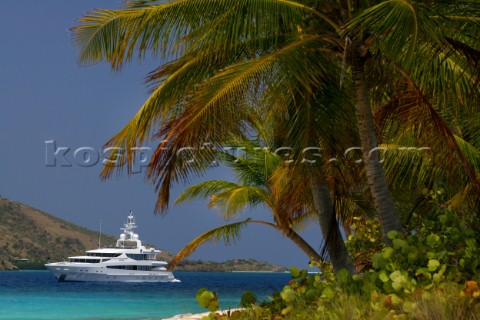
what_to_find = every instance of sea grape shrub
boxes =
[251,264,338,317]
[343,210,480,299]
[346,189,480,290]
[373,211,480,289]
[333,200,480,315]
[262,199,480,317]
[196,191,480,318]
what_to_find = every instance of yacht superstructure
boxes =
[45,212,179,282]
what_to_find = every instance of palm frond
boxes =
[174,180,241,204]
[218,143,283,187]
[122,0,162,9]
[167,218,277,270]
[209,186,268,219]
[344,0,430,64]
[72,0,335,69]
[446,182,479,213]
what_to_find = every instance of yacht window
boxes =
[69,258,101,263]
[106,265,152,271]
[106,265,126,269]
[138,265,152,271]
[126,254,147,260]
[86,253,122,257]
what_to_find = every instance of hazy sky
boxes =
[0,1,321,267]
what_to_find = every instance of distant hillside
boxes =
[168,258,287,272]
[0,198,287,272]
[0,198,117,270]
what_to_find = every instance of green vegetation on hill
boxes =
[172,258,286,272]
[0,198,286,272]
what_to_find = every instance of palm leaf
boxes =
[175,179,268,220]
[174,180,242,205]
[72,0,336,69]
[167,218,277,270]
[208,186,268,219]
[375,82,480,199]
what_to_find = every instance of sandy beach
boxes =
[163,309,244,320]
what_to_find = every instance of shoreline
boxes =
[162,309,244,320]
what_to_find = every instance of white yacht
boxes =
[45,212,179,283]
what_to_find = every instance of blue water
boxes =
[0,271,290,319]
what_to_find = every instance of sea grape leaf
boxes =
[321,285,335,299]
[389,271,408,291]
[385,263,395,272]
[389,271,402,281]
[379,270,389,283]
[352,274,363,282]
[198,291,215,308]
[208,300,220,312]
[387,230,399,240]
[281,288,297,303]
[382,247,394,260]
[290,266,301,279]
[196,288,208,302]
[392,239,408,253]
[427,259,440,272]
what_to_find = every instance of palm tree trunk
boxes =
[310,176,356,274]
[284,227,323,263]
[351,51,403,243]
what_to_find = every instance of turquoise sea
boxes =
[0,270,291,319]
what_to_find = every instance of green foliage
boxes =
[169,219,254,269]
[227,196,480,319]
[240,291,256,307]
[346,217,384,271]
[196,288,219,312]
[251,261,341,317]
[169,142,323,270]
[348,190,480,288]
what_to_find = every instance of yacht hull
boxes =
[45,264,179,283]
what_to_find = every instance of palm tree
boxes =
[342,1,480,239]
[170,139,368,273]
[168,145,324,269]
[378,106,480,220]
[72,0,480,245]
[259,86,363,273]
[72,0,363,273]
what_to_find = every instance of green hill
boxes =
[0,198,286,272]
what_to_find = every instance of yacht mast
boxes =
[98,220,102,249]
